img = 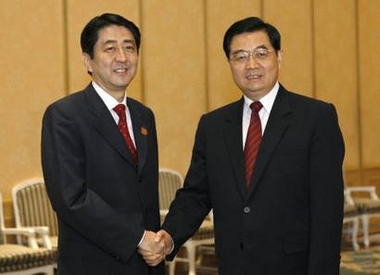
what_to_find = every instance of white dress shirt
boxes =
[91,81,136,146]
[242,82,279,148]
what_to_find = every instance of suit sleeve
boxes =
[41,103,145,262]
[307,103,344,275]
[162,114,212,259]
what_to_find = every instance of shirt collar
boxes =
[243,82,279,114]
[91,81,127,110]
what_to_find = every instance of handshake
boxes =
[138,230,173,266]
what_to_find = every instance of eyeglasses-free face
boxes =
[228,31,282,101]
[83,25,138,97]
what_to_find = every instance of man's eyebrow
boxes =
[123,39,136,45]
[230,49,246,54]
[255,45,269,50]
[102,39,136,45]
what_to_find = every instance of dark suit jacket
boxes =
[162,85,344,275]
[41,83,164,275]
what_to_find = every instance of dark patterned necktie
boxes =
[113,104,138,162]
[244,101,263,188]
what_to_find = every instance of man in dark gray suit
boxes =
[41,13,165,275]
[143,16,345,275]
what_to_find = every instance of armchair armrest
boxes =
[2,226,52,249]
[346,186,379,200]
[2,227,38,249]
[344,190,355,205]
[30,226,52,249]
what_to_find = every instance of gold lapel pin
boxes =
[140,127,148,136]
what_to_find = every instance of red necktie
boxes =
[244,101,263,188]
[113,104,138,162]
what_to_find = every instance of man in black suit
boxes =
[41,13,165,275]
[143,17,345,275]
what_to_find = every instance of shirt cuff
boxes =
[137,230,146,248]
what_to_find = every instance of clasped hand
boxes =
[138,230,172,266]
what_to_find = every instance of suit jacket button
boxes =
[243,206,250,213]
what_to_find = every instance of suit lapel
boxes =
[128,100,149,174]
[84,85,138,166]
[223,99,247,200]
[247,86,292,197]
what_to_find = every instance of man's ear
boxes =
[83,53,93,74]
[277,50,283,68]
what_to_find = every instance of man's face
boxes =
[83,25,138,95]
[228,31,282,101]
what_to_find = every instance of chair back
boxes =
[12,179,58,237]
[158,168,183,214]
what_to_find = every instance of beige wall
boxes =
[1,0,380,201]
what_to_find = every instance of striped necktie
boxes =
[244,101,263,188]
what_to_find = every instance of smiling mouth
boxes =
[246,74,261,80]
[114,68,127,73]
